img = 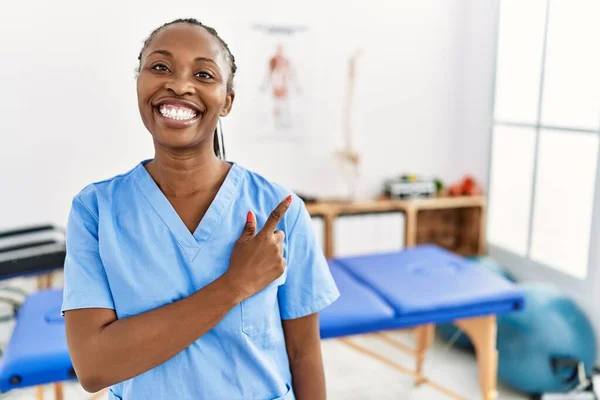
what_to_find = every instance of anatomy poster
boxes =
[233,23,318,142]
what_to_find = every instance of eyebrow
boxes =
[148,49,173,58]
[194,57,217,65]
[147,50,218,65]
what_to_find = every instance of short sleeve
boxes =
[278,200,340,320]
[61,196,115,314]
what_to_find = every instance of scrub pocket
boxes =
[273,384,294,400]
[241,275,285,336]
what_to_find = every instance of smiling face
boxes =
[136,23,234,151]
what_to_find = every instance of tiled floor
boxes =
[0,276,529,400]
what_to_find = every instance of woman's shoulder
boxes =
[237,163,306,220]
[238,163,300,201]
[239,164,288,194]
[70,161,144,212]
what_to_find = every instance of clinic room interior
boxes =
[1,1,599,400]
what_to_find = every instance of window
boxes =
[488,126,536,256]
[488,0,600,279]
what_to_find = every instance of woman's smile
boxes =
[153,98,203,129]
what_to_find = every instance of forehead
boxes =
[145,23,224,64]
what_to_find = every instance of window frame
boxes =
[486,0,600,288]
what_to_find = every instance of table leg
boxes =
[414,323,435,386]
[324,214,335,258]
[37,273,53,289]
[54,383,64,400]
[405,207,418,248]
[455,315,498,400]
[338,338,467,400]
[36,386,44,400]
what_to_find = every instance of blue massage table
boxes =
[0,290,75,400]
[320,245,524,400]
[0,245,523,400]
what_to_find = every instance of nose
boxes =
[165,73,195,96]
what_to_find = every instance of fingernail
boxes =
[286,195,293,203]
[246,211,253,223]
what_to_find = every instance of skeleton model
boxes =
[335,49,363,200]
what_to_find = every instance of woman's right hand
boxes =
[224,195,293,301]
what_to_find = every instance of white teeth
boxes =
[158,104,198,121]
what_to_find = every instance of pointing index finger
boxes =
[261,195,293,234]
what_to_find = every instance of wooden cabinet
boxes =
[306,196,487,259]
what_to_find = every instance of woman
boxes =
[62,18,339,400]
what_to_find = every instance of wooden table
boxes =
[306,196,487,258]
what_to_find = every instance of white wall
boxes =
[458,1,500,189]
[0,0,474,230]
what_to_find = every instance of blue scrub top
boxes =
[61,160,340,400]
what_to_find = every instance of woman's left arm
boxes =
[282,313,327,400]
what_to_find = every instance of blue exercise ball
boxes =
[498,282,597,394]
[437,322,474,350]
[437,256,518,350]
[467,256,518,283]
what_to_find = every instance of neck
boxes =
[146,145,229,198]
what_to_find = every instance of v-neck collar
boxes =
[132,159,245,262]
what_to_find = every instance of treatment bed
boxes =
[0,245,523,399]
[319,245,524,399]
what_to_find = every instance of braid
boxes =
[137,18,237,92]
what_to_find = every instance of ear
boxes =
[220,91,235,117]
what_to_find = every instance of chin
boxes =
[151,128,209,150]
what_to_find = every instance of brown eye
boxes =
[195,71,213,79]
[151,64,170,72]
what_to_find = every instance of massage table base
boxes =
[37,273,54,290]
[335,315,498,400]
[455,315,498,400]
[34,383,107,400]
[35,383,63,400]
